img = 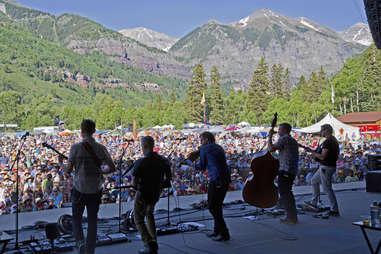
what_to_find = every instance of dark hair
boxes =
[200,131,215,144]
[141,136,155,149]
[81,119,96,135]
[321,124,333,134]
[279,123,292,133]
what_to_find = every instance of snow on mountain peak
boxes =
[299,17,320,32]
[339,22,373,46]
[237,16,250,27]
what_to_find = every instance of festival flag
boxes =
[331,85,335,104]
[201,92,205,105]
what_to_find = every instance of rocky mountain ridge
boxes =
[119,27,178,51]
[169,8,367,87]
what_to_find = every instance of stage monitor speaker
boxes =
[368,154,381,171]
[366,170,381,193]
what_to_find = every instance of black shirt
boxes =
[318,136,339,167]
[132,152,171,203]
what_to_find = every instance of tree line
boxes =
[1,44,380,131]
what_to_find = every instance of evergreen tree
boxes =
[184,64,207,123]
[169,91,176,106]
[282,68,292,99]
[153,94,163,111]
[246,57,269,124]
[209,66,225,125]
[360,46,381,111]
[270,63,283,98]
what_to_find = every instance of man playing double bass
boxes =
[268,123,299,224]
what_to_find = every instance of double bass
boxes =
[242,113,279,208]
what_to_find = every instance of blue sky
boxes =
[17,0,367,38]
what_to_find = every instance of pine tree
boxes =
[169,91,176,106]
[184,64,207,123]
[282,67,292,100]
[270,63,284,98]
[209,66,225,125]
[361,45,381,111]
[246,57,269,124]
[306,72,319,102]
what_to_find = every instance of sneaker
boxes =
[280,218,298,225]
[304,201,318,209]
[213,234,230,242]
[148,241,158,251]
[207,232,220,238]
[329,210,340,217]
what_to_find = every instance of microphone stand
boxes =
[116,141,134,233]
[9,134,28,250]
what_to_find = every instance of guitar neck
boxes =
[43,143,68,160]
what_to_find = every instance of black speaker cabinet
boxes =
[368,154,381,171]
[366,170,381,193]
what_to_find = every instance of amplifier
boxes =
[366,170,381,193]
[368,154,381,171]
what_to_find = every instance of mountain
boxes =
[0,0,190,80]
[339,22,373,46]
[119,27,178,52]
[170,9,367,88]
[0,19,187,108]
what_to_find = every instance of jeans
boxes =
[278,171,297,221]
[311,165,339,212]
[208,181,229,236]
[71,188,101,254]
[134,191,157,247]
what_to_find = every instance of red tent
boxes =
[224,126,240,131]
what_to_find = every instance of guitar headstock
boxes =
[42,142,51,149]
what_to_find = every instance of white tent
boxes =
[295,113,360,140]
[237,122,251,127]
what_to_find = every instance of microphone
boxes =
[21,132,30,139]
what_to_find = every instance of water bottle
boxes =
[370,202,380,227]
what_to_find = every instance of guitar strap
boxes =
[82,141,102,167]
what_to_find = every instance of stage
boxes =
[3,181,381,254]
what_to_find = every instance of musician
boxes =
[58,119,116,254]
[268,123,299,224]
[132,136,171,254]
[195,131,231,241]
[303,124,340,216]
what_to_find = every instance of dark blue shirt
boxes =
[195,143,231,184]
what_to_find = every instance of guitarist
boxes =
[268,123,299,224]
[302,124,340,216]
[58,119,116,254]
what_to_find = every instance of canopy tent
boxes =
[295,113,360,140]
[225,126,240,132]
[58,130,73,136]
[237,122,251,127]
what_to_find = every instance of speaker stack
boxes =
[366,154,381,193]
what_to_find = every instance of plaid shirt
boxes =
[274,134,299,175]
[68,137,115,194]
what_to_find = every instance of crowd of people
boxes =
[0,130,379,215]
